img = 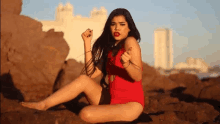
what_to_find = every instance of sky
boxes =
[21,0,220,66]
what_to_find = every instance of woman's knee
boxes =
[119,103,143,122]
[79,107,94,123]
[76,75,90,84]
[78,74,88,79]
[78,74,93,82]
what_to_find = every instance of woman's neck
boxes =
[114,37,128,46]
[114,41,121,46]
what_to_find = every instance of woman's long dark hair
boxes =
[80,8,141,90]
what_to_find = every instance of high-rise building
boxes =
[154,28,173,70]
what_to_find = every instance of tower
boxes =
[154,28,173,70]
[65,2,74,17]
[41,3,108,63]
[56,2,73,22]
[90,7,107,21]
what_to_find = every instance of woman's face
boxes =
[110,15,130,43]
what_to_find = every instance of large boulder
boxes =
[53,59,103,92]
[1,0,69,101]
[199,76,220,100]
[53,59,84,92]
[1,0,22,15]
[52,59,104,109]
[168,72,206,98]
[142,62,185,92]
[1,0,219,124]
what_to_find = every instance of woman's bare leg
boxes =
[79,102,143,123]
[21,75,102,110]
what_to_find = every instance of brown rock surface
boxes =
[168,72,204,98]
[199,76,220,100]
[1,0,220,123]
[142,63,185,91]
[53,59,103,92]
[1,0,69,102]
[1,0,22,15]
[53,59,84,92]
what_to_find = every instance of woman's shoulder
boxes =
[126,36,136,41]
[125,36,138,45]
[124,36,139,50]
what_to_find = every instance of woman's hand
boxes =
[120,47,132,67]
[81,28,93,44]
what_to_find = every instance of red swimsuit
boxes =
[106,45,145,108]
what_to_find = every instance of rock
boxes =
[173,102,219,123]
[1,0,220,124]
[53,58,104,92]
[142,63,185,91]
[168,72,203,98]
[1,0,22,15]
[1,0,69,102]
[53,59,84,92]
[142,62,160,78]
[199,77,220,100]
[52,59,104,109]
[149,111,193,124]
[1,92,87,124]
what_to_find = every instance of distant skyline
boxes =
[21,0,220,66]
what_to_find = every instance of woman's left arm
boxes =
[121,37,143,82]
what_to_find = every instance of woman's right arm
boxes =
[82,29,102,78]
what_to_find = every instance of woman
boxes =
[21,8,144,123]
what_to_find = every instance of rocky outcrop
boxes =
[1,0,69,102]
[1,0,22,15]
[142,62,185,91]
[168,73,203,98]
[1,0,219,123]
[53,59,103,92]
[199,77,220,100]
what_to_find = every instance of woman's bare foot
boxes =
[20,101,47,111]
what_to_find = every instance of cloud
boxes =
[136,21,171,44]
[173,31,188,48]
[174,44,220,66]
[172,31,188,61]
[141,54,154,66]
[174,50,202,65]
[188,0,220,23]
[210,60,220,67]
[174,17,209,37]
[194,11,219,32]
[186,31,213,52]
[137,10,213,38]
[137,22,220,66]
[209,25,220,44]
[198,44,220,64]
[173,29,220,65]
[180,25,220,52]
[137,22,171,65]
[137,22,219,66]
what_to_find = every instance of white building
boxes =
[39,2,107,63]
[154,28,173,70]
[175,57,209,73]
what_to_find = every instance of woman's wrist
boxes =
[84,40,91,46]
[85,50,92,54]
[84,42,91,52]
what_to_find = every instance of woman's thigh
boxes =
[79,102,143,123]
[80,75,103,105]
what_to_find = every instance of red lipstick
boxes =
[114,32,120,37]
